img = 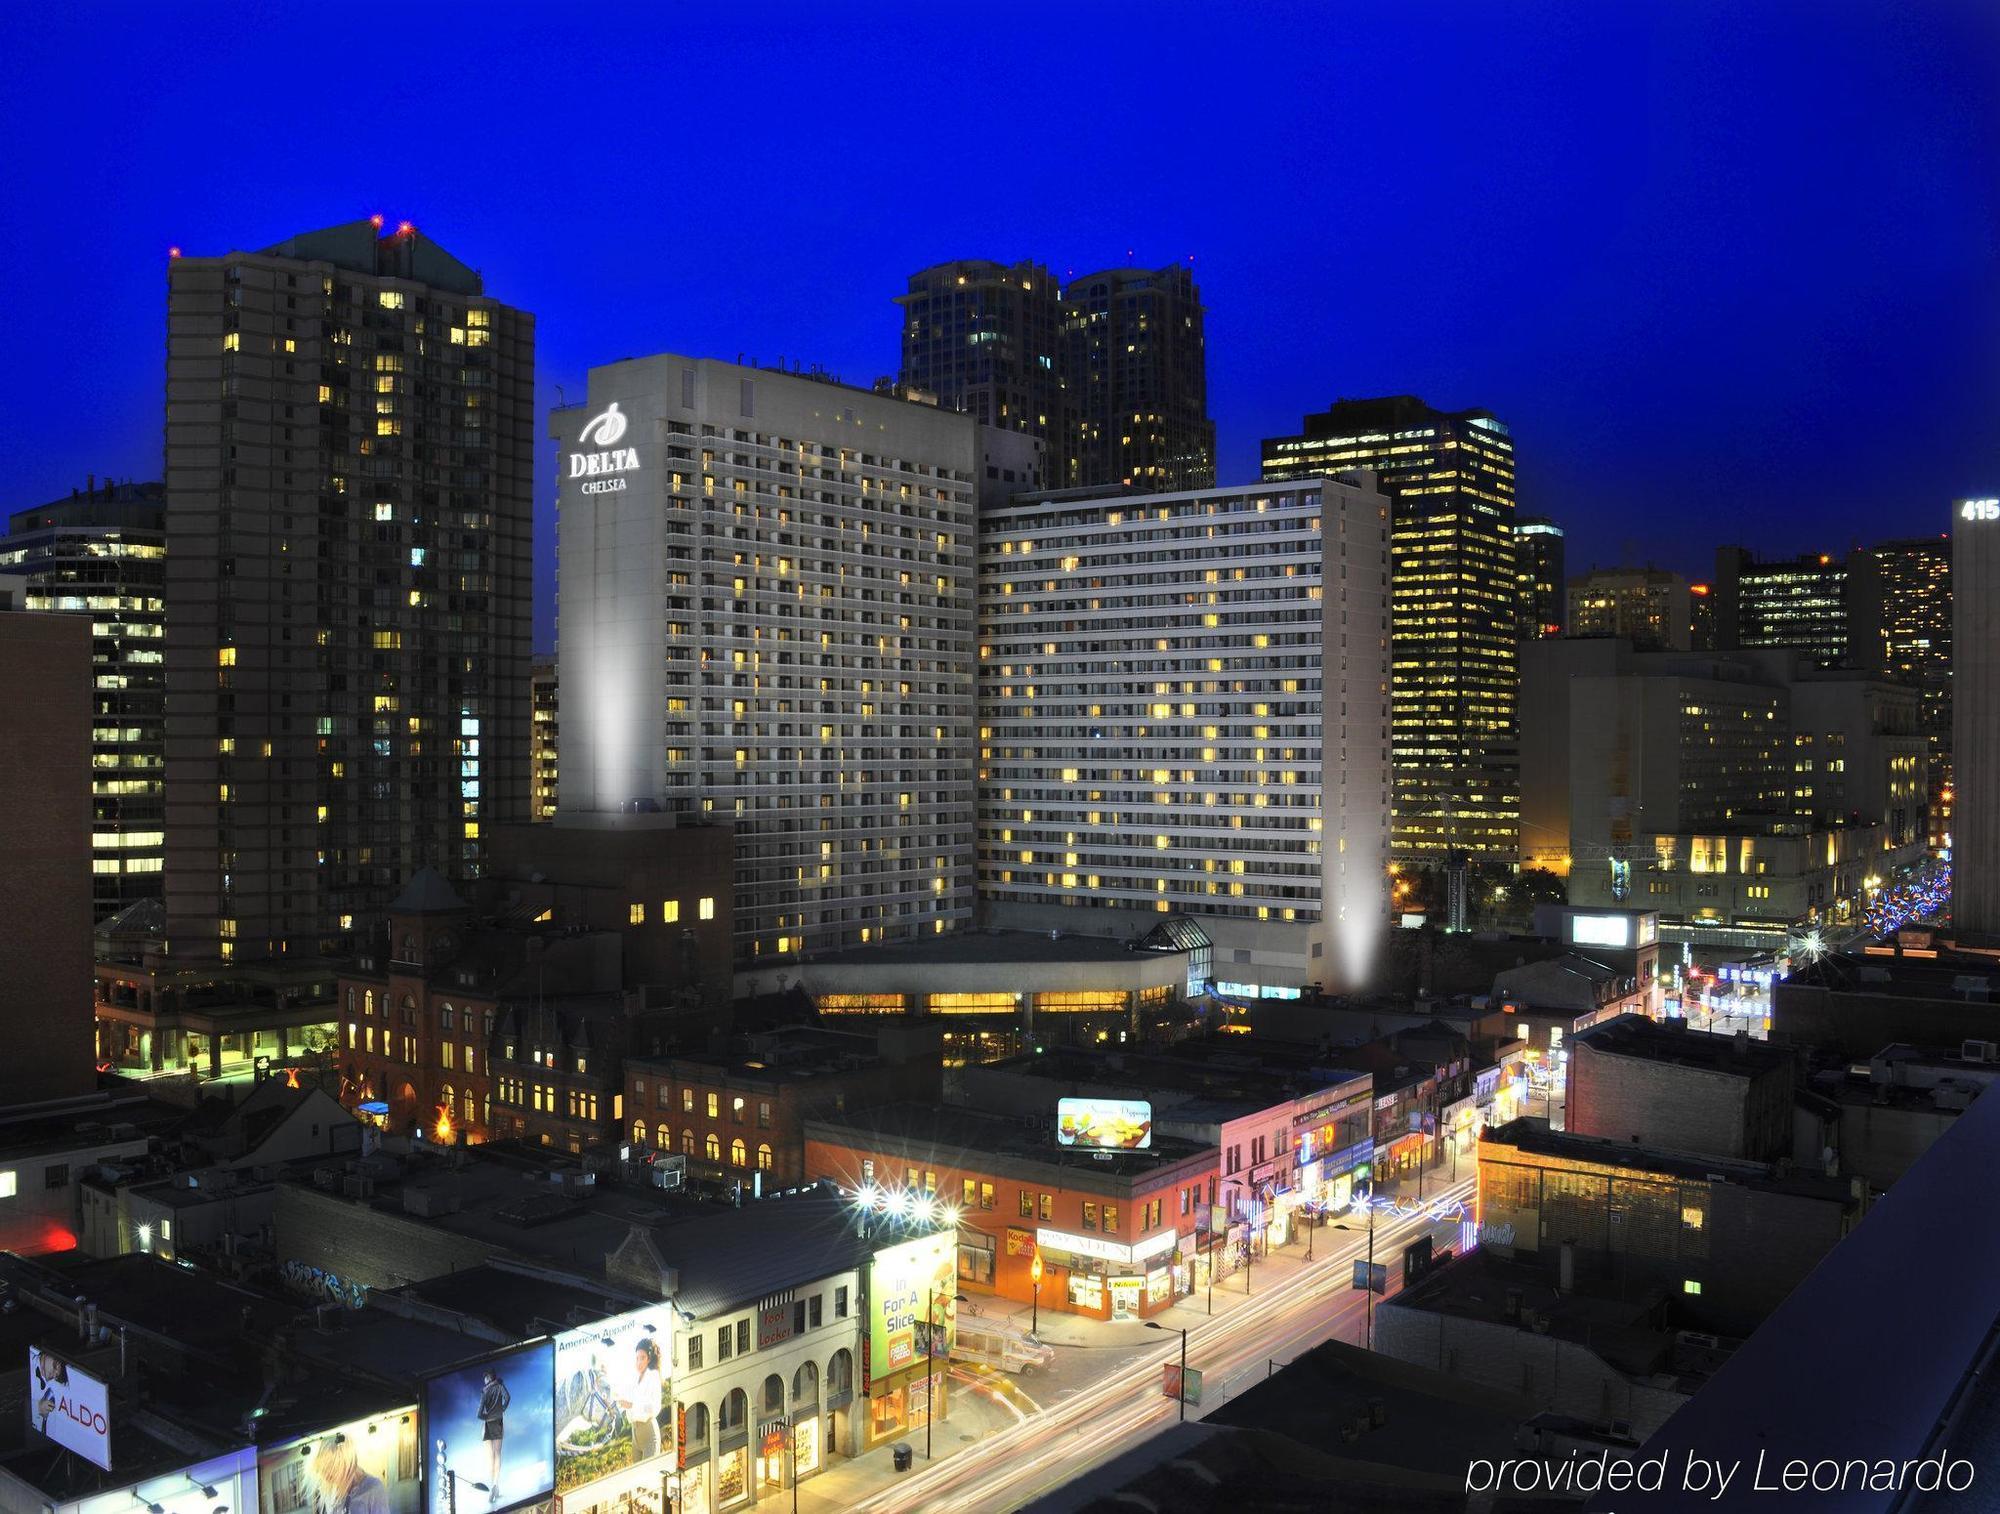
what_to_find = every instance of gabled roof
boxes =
[389,866,468,915]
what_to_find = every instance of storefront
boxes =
[1036,1223,1181,1319]
[712,1445,748,1509]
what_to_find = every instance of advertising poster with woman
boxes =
[424,1342,556,1514]
[257,1410,423,1514]
[554,1307,674,1492]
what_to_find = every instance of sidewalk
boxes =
[788,1363,1026,1514]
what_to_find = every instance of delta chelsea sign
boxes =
[569,401,641,495]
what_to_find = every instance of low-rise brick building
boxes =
[626,1022,944,1189]
[804,1103,1218,1321]
[1567,1013,1796,1161]
[1476,1117,1865,1336]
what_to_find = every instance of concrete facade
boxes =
[163,221,535,962]
[977,476,1392,992]
[1566,567,1691,650]
[0,481,169,919]
[0,608,96,1101]
[1477,1119,1862,1336]
[1373,1291,1692,1441]
[1954,497,2000,933]
[1566,1016,1793,1162]
[1522,638,1926,942]
[554,355,984,962]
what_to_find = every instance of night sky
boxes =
[3,2,1994,653]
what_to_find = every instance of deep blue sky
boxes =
[3,2,1995,652]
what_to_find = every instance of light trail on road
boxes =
[840,1177,1476,1514]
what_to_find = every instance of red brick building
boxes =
[627,1022,942,1188]
[804,1104,1217,1321]
[335,822,734,1150]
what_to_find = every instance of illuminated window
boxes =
[216,646,236,667]
[663,900,680,923]
[629,902,646,924]
[816,994,906,1015]
[730,1138,747,1167]
[1683,1279,1702,1295]
[699,897,716,920]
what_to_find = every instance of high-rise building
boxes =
[1516,516,1565,638]
[1062,265,1214,491]
[1851,535,1952,850]
[0,480,168,919]
[163,220,535,963]
[1953,496,2000,935]
[1688,582,1716,652]
[0,587,97,1101]
[1521,637,1925,943]
[1263,396,1519,863]
[554,354,984,960]
[897,260,1064,458]
[1713,547,1853,667]
[530,655,558,822]
[1566,567,1691,651]
[977,476,1393,991]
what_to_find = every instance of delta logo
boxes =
[569,401,641,488]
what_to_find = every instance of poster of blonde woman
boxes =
[255,1410,422,1514]
[554,1307,674,1492]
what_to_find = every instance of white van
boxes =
[955,1321,1054,1373]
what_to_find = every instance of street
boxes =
[795,1176,1476,1514]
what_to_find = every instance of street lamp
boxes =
[1332,1199,1378,1351]
[1145,1321,1188,1423]
[1029,1252,1043,1337]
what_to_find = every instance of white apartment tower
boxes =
[555,355,989,960]
[977,477,1393,991]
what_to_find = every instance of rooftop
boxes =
[388,865,468,915]
[1023,1421,1470,1514]
[806,1101,1214,1182]
[1481,1118,1857,1202]
[1785,951,2000,1004]
[1387,1249,1726,1389]
[1573,1013,1790,1075]
[392,1189,930,1322]
[1639,1031,2000,1509]
[804,926,1189,968]
[0,1088,185,1161]
[629,1025,906,1083]
[969,1044,1369,1109]
[390,1262,650,1338]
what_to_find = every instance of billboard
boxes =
[1569,913,1632,949]
[1055,1097,1153,1150]
[554,1307,674,1492]
[869,1229,957,1377]
[424,1341,556,1514]
[29,1346,111,1470]
[257,1409,423,1514]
